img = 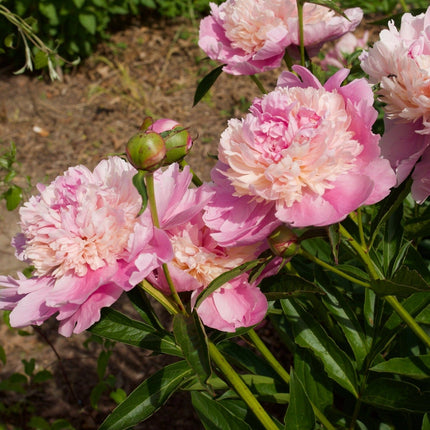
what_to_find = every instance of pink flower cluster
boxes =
[199,0,362,75]
[360,7,430,202]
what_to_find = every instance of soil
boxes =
[0,15,281,430]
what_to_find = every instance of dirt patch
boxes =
[0,16,280,429]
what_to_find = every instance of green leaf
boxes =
[99,361,193,430]
[327,224,340,264]
[88,308,182,357]
[132,170,148,215]
[90,381,108,410]
[216,341,279,379]
[376,292,430,354]
[371,267,430,297]
[423,413,430,430]
[38,3,59,25]
[361,378,430,413]
[284,369,315,430]
[28,416,50,430]
[193,65,224,107]
[281,299,358,397]
[32,370,53,384]
[370,355,430,380]
[173,312,212,389]
[78,14,97,35]
[382,204,403,277]
[0,345,6,365]
[194,259,265,309]
[321,286,368,367]
[4,33,15,48]
[110,388,127,404]
[4,185,22,211]
[72,0,85,8]
[260,274,322,300]
[33,51,49,70]
[97,350,111,380]
[126,288,164,330]
[191,391,252,430]
[370,177,411,246]
[294,347,333,413]
[301,0,347,18]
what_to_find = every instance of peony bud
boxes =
[164,127,193,163]
[149,119,193,164]
[126,131,166,171]
[268,225,299,258]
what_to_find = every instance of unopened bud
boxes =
[126,131,166,171]
[164,127,193,163]
[149,119,193,165]
[268,225,299,258]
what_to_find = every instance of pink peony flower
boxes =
[147,209,271,331]
[191,274,268,332]
[321,31,369,70]
[198,0,362,75]
[199,0,294,75]
[360,7,430,202]
[208,66,395,233]
[0,159,209,336]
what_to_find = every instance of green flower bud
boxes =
[268,225,299,258]
[126,131,166,171]
[164,127,193,163]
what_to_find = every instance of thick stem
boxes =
[298,248,370,288]
[208,341,279,430]
[249,75,267,94]
[145,173,186,313]
[296,0,306,67]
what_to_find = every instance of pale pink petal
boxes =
[411,148,430,203]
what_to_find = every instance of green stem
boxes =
[180,160,203,186]
[338,225,380,280]
[146,173,186,313]
[140,279,180,315]
[385,295,430,349]
[296,0,306,67]
[247,329,336,430]
[249,75,267,94]
[356,208,366,249]
[248,329,290,384]
[399,0,409,12]
[298,249,371,288]
[339,224,430,349]
[207,341,279,430]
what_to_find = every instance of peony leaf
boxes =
[4,185,22,211]
[370,355,430,380]
[99,361,193,430]
[281,298,358,397]
[369,177,411,247]
[361,378,430,413]
[88,308,182,357]
[191,391,252,430]
[193,64,224,107]
[132,170,148,215]
[294,347,333,413]
[371,267,430,298]
[300,0,347,19]
[284,369,315,430]
[126,288,164,331]
[173,312,212,390]
[260,274,322,300]
[320,285,368,367]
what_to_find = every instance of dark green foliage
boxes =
[0,0,219,68]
